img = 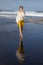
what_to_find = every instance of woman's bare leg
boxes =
[19,25,23,38]
[21,26,23,37]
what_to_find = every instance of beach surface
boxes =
[0,17,43,65]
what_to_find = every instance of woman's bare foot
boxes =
[19,34,21,38]
[19,34,23,38]
[21,35,23,38]
[21,34,23,38]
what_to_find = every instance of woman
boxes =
[16,6,25,38]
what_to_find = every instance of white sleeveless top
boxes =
[16,12,25,23]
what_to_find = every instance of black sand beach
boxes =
[0,17,43,65]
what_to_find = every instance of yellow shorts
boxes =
[17,20,24,27]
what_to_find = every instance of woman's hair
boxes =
[19,6,23,9]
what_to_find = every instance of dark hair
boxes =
[19,6,23,9]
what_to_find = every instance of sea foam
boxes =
[0,11,43,19]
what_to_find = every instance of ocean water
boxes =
[0,17,43,65]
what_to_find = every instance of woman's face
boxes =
[19,7,23,12]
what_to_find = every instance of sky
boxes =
[0,0,43,11]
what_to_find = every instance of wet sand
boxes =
[0,18,43,65]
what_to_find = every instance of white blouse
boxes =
[16,12,25,23]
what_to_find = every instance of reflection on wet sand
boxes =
[16,38,25,63]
